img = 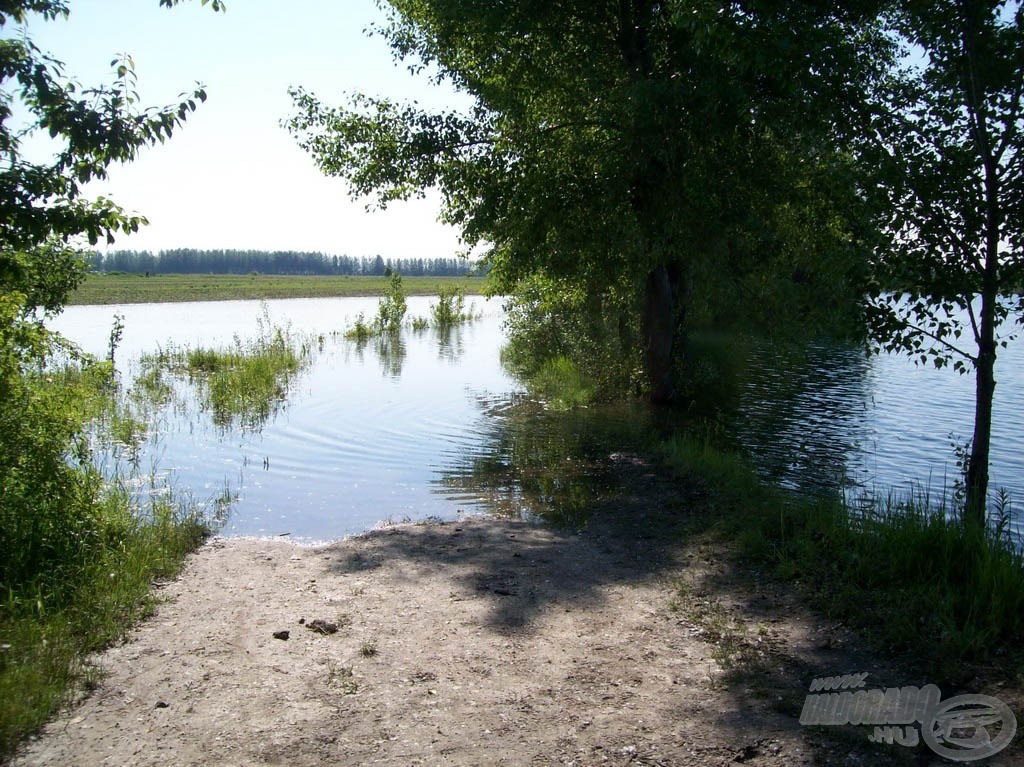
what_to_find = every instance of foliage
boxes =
[863,0,1024,524]
[142,314,310,431]
[1,1,215,274]
[289,0,892,402]
[0,336,223,758]
[0,1,222,755]
[375,270,407,333]
[429,284,472,327]
[521,356,596,411]
[345,312,375,342]
[500,273,642,400]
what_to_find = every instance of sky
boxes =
[15,0,469,260]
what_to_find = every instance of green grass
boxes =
[0,352,221,759]
[0,491,213,757]
[659,434,1024,679]
[523,355,596,411]
[68,273,487,305]
[141,315,311,431]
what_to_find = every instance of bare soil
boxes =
[11,458,1022,766]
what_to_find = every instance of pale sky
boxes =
[16,0,468,260]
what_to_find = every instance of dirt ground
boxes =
[10,458,1022,766]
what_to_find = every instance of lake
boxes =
[49,296,1024,540]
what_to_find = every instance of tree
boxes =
[289,0,892,402]
[865,0,1024,526]
[0,0,221,614]
[1,0,222,317]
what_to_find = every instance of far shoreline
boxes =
[68,273,489,306]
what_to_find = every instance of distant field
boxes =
[68,273,488,305]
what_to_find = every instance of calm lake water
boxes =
[49,297,1024,540]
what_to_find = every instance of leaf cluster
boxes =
[289,1,895,347]
[863,0,1024,363]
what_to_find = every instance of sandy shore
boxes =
[10,461,1021,766]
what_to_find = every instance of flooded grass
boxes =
[141,312,312,431]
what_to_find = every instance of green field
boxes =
[68,273,488,305]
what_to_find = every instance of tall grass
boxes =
[661,434,1024,676]
[0,488,216,756]
[143,312,311,430]
[0,339,224,758]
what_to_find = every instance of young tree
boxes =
[865,0,1023,526]
[289,1,892,402]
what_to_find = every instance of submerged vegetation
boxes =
[140,311,312,430]
[344,272,480,343]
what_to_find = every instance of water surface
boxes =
[49,297,1023,540]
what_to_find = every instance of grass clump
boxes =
[145,311,310,431]
[522,355,596,410]
[344,313,375,342]
[660,434,1024,677]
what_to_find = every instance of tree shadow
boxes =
[319,398,943,764]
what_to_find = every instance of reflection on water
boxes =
[439,398,653,528]
[733,336,1024,518]
[49,297,1023,541]
[733,342,875,496]
[350,332,408,378]
[52,296,517,541]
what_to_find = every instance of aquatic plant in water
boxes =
[140,311,312,431]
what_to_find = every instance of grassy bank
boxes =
[68,273,487,305]
[660,435,1024,680]
[0,313,323,756]
[0,326,279,758]
[496,349,1024,681]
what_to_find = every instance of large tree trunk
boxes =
[641,264,680,404]
[617,1,686,403]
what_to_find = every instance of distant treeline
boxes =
[87,249,479,277]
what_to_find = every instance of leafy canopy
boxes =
[865,0,1024,369]
[290,1,895,400]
